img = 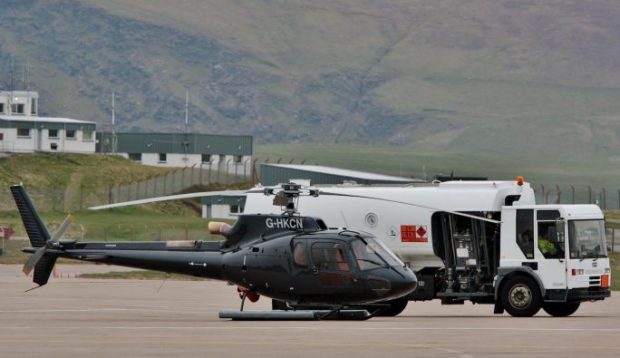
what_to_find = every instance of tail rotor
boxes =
[22,214,74,276]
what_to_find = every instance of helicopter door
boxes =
[309,241,355,287]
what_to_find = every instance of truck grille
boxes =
[589,276,601,287]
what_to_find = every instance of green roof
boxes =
[97,132,253,155]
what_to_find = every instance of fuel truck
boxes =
[243,178,611,317]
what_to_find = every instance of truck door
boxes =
[535,210,567,292]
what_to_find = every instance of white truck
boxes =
[243,179,611,317]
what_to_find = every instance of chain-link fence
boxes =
[534,184,620,210]
[109,166,251,205]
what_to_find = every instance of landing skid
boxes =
[219,309,373,321]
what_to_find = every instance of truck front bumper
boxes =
[567,287,611,302]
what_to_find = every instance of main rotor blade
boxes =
[318,191,502,224]
[22,245,46,276]
[88,190,248,210]
[50,214,75,243]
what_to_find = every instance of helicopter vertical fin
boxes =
[10,185,51,248]
[31,255,58,286]
[11,185,60,287]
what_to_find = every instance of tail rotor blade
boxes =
[50,214,75,243]
[22,245,47,276]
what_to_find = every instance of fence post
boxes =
[588,186,592,204]
[79,182,84,210]
[612,228,615,253]
[555,184,561,204]
[541,184,546,204]
[570,185,575,204]
[602,188,607,210]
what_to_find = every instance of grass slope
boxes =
[0,153,177,210]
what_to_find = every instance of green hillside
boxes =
[255,144,619,192]
[0,0,619,172]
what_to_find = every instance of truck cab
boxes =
[497,204,610,316]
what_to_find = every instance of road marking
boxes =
[1,326,619,332]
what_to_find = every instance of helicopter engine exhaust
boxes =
[208,222,232,236]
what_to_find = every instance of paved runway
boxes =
[1,264,619,358]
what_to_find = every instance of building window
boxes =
[0,133,4,140]
[66,129,76,139]
[31,98,37,115]
[50,143,58,151]
[48,129,59,138]
[202,154,211,163]
[0,103,4,114]
[128,153,142,161]
[11,103,25,114]
[17,128,30,137]
[82,129,93,141]
[158,153,167,163]
[234,155,243,163]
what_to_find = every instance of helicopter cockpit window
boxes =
[311,242,350,271]
[351,238,403,270]
[292,241,308,267]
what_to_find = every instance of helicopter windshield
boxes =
[351,237,404,271]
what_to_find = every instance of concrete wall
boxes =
[203,204,237,219]
[0,127,96,153]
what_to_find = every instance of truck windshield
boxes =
[568,220,607,259]
[351,238,404,271]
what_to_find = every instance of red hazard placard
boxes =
[401,225,428,242]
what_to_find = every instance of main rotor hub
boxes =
[263,182,319,215]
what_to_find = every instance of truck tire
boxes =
[376,298,409,317]
[501,275,541,317]
[542,302,580,317]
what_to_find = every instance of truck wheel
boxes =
[376,298,409,317]
[501,275,541,317]
[542,302,580,317]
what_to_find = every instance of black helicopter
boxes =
[11,183,417,320]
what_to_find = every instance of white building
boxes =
[97,132,253,174]
[0,91,96,154]
[0,91,39,116]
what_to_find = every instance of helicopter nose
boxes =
[391,268,417,297]
[368,268,417,300]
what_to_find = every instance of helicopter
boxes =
[11,183,417,320]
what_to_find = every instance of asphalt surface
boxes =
[0,264,619,358]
